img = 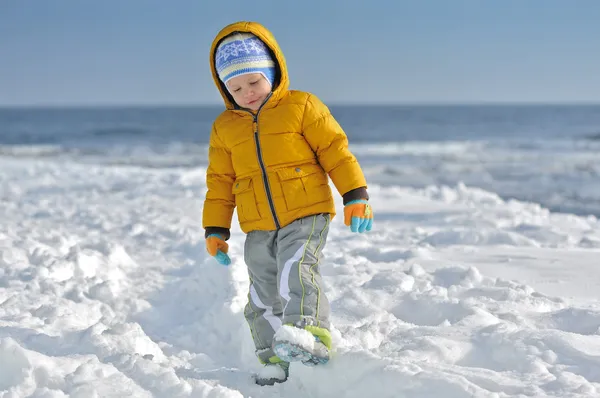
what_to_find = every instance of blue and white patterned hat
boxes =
[215,32,276,88]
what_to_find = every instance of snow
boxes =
[273,325,316,349]
[1,156,600,397]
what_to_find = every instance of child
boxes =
[202,21,374,386]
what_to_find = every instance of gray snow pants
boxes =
[243,213,331,364]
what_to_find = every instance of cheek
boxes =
[259,82,271,94]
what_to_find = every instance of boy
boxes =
[202,21,373,386]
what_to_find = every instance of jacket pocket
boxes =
[232,177,261,222]
[276,164,330,211]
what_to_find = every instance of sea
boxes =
[1,104,599,218]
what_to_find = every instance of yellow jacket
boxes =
[202,21,368,237]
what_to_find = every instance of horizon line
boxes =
[2,100,600,109]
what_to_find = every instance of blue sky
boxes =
[2,0,600,106]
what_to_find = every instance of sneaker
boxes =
[272,325,329,366]
[254,362,289,386]
[302,336,328,366]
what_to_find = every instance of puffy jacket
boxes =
[202,21,369,238]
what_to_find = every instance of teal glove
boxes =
[344,200,373,233]
[205,234,231,266]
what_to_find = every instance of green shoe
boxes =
[272,325,330,366]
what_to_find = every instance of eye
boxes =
[233,88,241,92]
[250,80,259,85]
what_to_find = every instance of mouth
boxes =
[247,99,259,106]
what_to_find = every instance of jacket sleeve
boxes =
[302,94,369,201]
[202,123,235,237]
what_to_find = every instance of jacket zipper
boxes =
[247,94,281,229]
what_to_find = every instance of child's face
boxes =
[226,73,272,111]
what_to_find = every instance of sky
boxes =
[2,0,600,106]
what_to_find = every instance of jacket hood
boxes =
[209,21,290,110]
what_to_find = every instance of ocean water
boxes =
[1,104,600,217]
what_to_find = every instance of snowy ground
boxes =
[2,157,600,397]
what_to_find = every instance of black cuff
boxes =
[205,227,231,241]
[342,187,369,205]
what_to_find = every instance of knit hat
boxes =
[215,32,276,88]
